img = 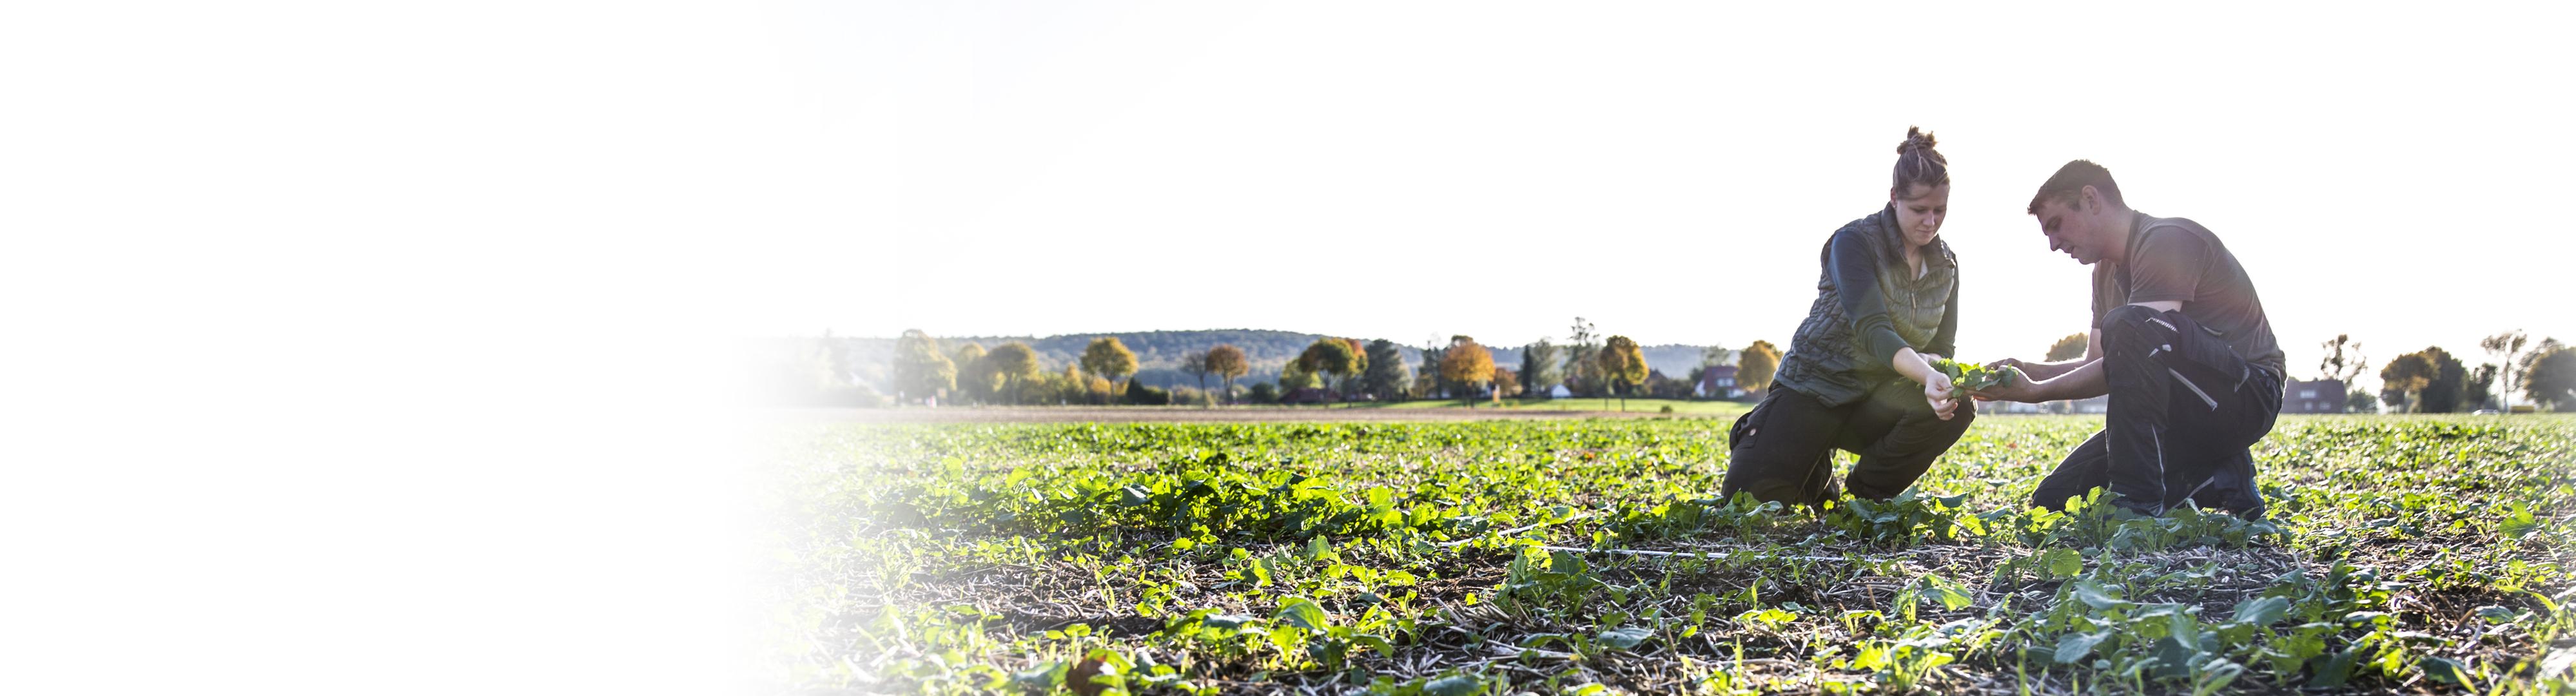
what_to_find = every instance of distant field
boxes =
[765,414,2576,694]
[769,405,1670,424]
[767,399,1751,424]
[1352,397,1753,417]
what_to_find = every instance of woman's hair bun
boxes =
[1891,126,1948,192]
[1897,126,1938,155]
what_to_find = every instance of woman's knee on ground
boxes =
[1721,449,1837,505]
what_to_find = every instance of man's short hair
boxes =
[2027,160,2125,215]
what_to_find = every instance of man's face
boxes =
[2033,195,2107,265]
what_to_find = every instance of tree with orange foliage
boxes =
[1438,336,1496,404]
[1738,340,1782,395]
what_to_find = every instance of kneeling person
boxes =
[1972,160,2283,517]
[1719,128,1976,507]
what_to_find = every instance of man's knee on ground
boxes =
[2100,304,2180,358]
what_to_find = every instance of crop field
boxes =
[761,416,2576,695]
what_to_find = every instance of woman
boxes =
[1719,127,1973,507]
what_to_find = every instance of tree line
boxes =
[2335,330,2576,413]
[799,324,2576,412]
[1986,329,2575,414]
[843,318,1788,407]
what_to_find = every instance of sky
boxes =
[772,2,2576,391]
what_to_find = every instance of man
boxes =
[1971,160,2282,518]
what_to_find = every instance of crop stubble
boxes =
[764,416,2576,695]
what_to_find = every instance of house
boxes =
[1695,365,1745,399]
[2283,378,2346,414]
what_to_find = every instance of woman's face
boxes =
[1891,182,1949,248]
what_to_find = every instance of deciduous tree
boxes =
[1018,368,1067,405]
[2524,342,2576,411]
[1279,361,1322,391]
[1178,349,1211,403]
[2524,338,2564,372]
[1080,337,1139,400]
[1701,343,1735,368]
[2317,334,2368,383]
[2466,363,2499,411]
[891,329,955,403]
[982,342,1042,405]
[953,343,998,403]
[2409,347,2468,414]
[1082,372,1116,405]
[1492,367,1522,398]
[2380,352,2438,412]
[1564,317,1601,396]
[2482,331,2530,411]
[1598,335,1648,411]
[1296,337,1367,401]
[1737,340,1782,394]
[1206,344,1249,404]
[1438,336,1495,403]
[2047,333,2089,362]
[1122,378,1169,405]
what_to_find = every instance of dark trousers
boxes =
[1720,378,1975,505]
[2029,305,2280,517]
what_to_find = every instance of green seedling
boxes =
[1926,358,2024,398]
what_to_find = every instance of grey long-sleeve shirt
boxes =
[1771,204,1959,407]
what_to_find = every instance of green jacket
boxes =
[1771,204,1960,407]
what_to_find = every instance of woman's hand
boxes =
[1922,371,1957,420]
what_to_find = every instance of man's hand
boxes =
[1967,371,2045,403]
[1922,372,1958,420]
[1969,357,2034,402]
